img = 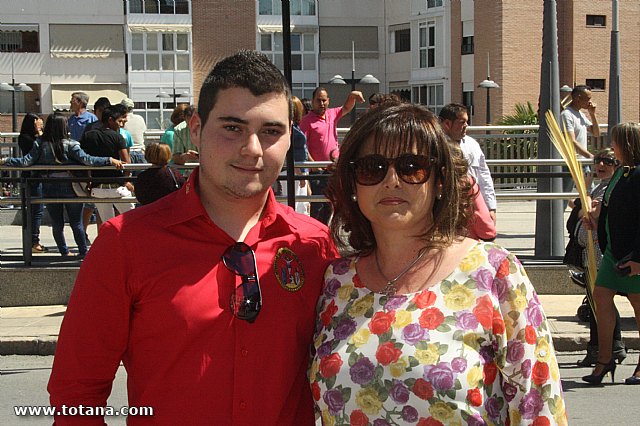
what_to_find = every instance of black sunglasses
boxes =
[221,242,262,323]
[593,156,617,166]
[350,154,436,186]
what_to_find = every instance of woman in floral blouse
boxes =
[309,103,567,425]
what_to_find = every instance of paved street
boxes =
[1,354,640,425]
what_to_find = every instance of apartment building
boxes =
[2,0,638,132]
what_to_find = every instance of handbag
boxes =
[563,236,584,270]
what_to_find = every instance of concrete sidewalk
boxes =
[1,295,638,355]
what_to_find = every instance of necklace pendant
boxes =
[381,281,397,298]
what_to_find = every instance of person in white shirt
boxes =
[120,98,148,164]
[439,103,497,223]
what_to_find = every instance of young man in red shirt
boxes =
[48,50,338,425]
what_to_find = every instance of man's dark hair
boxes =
[94,97,111,111]
[571,85,591,98]
[312,86,328,99]
[101,104,128,124]
[197,50,291,128]
[438,103,468,122]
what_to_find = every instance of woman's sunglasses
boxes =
[221,242,262,323]
[593,156,617,166]
[350,154,436,186]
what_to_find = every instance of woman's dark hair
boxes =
[41,113,70,164]
[327,103,473,255]
[19,113,41,137]
[610,122,640,166]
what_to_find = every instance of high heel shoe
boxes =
[625,365,640,385]
[582,359,616,385]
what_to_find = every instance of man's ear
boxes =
[441,119,452,132]
[189,113,202,149]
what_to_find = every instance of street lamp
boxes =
[477,53,498,125]
[328,41,380,124]
[0,53,33,132]
[560,85,573,108]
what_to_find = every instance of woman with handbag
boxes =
[582,122,640,385]
[0,113,122,257]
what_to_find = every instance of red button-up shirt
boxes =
[48,168,338,425]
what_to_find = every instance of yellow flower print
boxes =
[554,396,568,426]
[389,356,409,377]
[393,310,412,329]
[459,245,484,272]
[463,332,481,350]
[510,289,528,312]
[504,316,515,340]
[321,409,336,426]
[535,338,552,362]
[415,343,440,365]
[355,387,383,415]
[550,358,560,382]
[510,409,522,425]
[338,284,354,301]
[349,294,374,317]
[314,332,325,349]
[467,366,483,388]
[444,284,475,311]
[309,359,319,381]
[448,419,462,426]
[349,328,371,348]
[429,401,454,422]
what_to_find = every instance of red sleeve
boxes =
[468,181,497,241]
[48,221,132,425]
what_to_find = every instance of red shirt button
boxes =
[241,348,248,356]
[239,401,247,409]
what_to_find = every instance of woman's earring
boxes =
[351,194,357,202]
[437,193,443,200]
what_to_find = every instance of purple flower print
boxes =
[472,268,494,292]
[479,344,496,363]
[349,357,375,385]
[317,341,332,359]
[525,298,544,328]
[519,389,544,419]
[456,311,479,330]
[323,388,345,415]
[373,420,391,426]
[390,380,410,404]
[332,258,351,275]
[451,357,468,373]
[521,359,532,378]
[467,413,488,426]
[402,323,428,345]
[384,294,408,310]
[324,278,341,298]
[502,382,518,402]
[506,340,525,364]
[488,247,508,270]
[423,362,454,391]
[334,318,357,340]
[492,277,509,302]
[401,406,419,422]
[484,396,501,419]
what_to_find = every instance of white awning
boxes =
[49,24,124,58]
[51,86,129,110]
[0,24,39,32]
[257,25,317,33]
[128,24,191,33]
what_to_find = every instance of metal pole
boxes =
[351,41,356,125]
[11,53,17,132]
[281,0,295,208]
[485,88,491,125]
[608,0,622,130]
[535,0,564,257]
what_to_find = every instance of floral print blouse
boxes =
[310,242,567,426]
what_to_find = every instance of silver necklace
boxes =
[374,246,428,297]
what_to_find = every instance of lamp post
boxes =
[477,54,498,125]
[0,52,33,132]
[328,41,380,124]
[156,68,190,129]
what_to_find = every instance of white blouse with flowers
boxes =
[309,242,567,426]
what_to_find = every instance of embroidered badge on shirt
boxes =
[274,247,305,292]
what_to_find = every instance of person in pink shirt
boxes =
[300,87,365,223]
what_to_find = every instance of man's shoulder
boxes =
[462,135,481,147]
[273,203,331,235]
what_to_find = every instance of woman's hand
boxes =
[110,158,124,169]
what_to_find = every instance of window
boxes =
[291,83,316,100]
[586,15,606,27]
[419,22,436,68]
[259,0,315,15]
[129,0,189,14]
[129,32,190,71]
[427,0,443,7]
[461,36,474,55]
[394,29,410,53]
[260,32,315,71]
[412,84,444,114]
[463,91,474,120]
[0,25,39,52]
[586,79,606,91]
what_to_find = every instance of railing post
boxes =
[21,173,32,266]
